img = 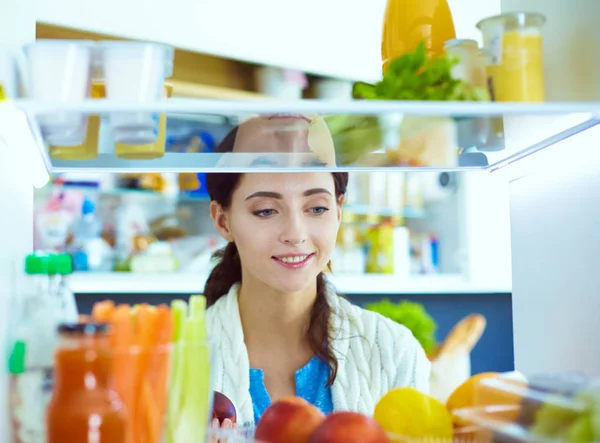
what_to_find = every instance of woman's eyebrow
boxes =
[245,188,332,201]
[245,191,282,200]
[303,188,332,197]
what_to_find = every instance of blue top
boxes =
[249,355,334,424]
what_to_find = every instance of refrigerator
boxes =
[1,0,599,441]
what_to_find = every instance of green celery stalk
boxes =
[175,316,211,443]
[189,295,206,323]
[165,299,188,443]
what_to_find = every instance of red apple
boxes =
[308,411,390,443]
[255,398,325,443]
[212,391,237,424]
[278,396,310,406]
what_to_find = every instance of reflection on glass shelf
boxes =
[8,98,600,172]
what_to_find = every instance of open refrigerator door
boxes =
[0,0,600,442]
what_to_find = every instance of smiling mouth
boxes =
[272,253,315,268]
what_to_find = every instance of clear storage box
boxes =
[453,372,600,443]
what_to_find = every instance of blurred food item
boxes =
[47,323,126,443]
[381,0,456,70]
[387,117,459,167]
[149,208,192,242]
[431,314,487,405]
[358,41,490,102]
[324,115,383,165]
[477,12,546,102]
[374,387,453,439]
[365,299,437,356]
[447,372,500,426]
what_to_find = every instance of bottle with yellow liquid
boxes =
[477,12,546,102]
[381,0,456,71]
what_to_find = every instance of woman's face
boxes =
[211,173,342,294]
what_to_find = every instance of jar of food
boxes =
[477,12,546,102]
[46,323,126,443]
[444,39,487,90]
[444,39,491,150]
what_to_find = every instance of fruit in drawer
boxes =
[524,375,600,443]
[374,387,453,439]
[255,397,325,443]
[212,391,237,424]
[308,411,390,443]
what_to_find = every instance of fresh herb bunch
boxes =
[365,298,437,355]
[354,41,490,101]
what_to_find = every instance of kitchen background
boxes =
[35,166,513,375]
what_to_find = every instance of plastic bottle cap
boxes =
[24,253,52,275]
[8,341,26,374]
[58,322,108,336]
[50,254,74,275]
[82,198,95,215]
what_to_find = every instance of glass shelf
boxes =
[5,98,600,173]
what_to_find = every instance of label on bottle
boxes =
[482,23,504,66]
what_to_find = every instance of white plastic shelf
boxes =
[68,272,512,295]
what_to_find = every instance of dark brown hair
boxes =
[204,125,348,386]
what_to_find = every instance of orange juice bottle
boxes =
[381,0,456,71]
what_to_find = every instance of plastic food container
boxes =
[114,82,173,159]
[49,82,105,160]
[98,41,174,144]
[388,425,490,443]
[452,372,600,443]
[477,12,546,102]
[444,39,493,152]
[24,40,95,146]
[211,422,489,443]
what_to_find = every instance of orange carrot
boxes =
[148,305,173,443]
[110,305,135,443]
[133,304,159,443]
[92,300,116,323]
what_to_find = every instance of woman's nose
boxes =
[280,214,307,245]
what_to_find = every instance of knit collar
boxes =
[215,280,352,358]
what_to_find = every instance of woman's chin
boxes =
[263,274,319,296]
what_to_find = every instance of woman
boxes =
[205,114,430,431]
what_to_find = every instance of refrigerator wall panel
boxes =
[509,124,600,375]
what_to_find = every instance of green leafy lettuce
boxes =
[354,41,490,102]
[365,299,437,355]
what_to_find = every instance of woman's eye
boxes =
[253,209,276,217]
[310,207,329,215]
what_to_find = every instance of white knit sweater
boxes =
[205,283,431,428]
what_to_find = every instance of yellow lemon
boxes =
[374,387,453,440]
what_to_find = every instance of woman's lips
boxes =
[272,253,315,269]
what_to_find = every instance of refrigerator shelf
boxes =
[67,272,511,295]
[1,98,600,174]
